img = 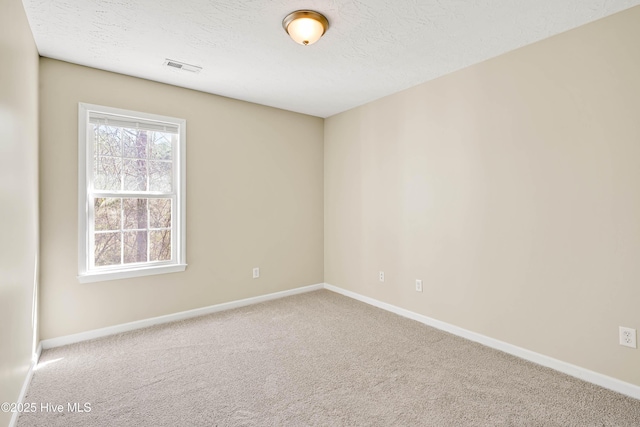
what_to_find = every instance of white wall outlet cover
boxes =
[619,326,637,349]
[379,271,385,282]
[252,268,260,279]
[415,280,423,292]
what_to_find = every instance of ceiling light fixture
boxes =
[282,10,329,46]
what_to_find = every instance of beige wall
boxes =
[39,59,324,339]
[325,6,640,386]
[0,0,40,424]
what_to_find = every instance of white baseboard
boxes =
[324,283,640,401]
[41,283,324,350]
[9,343,42,427]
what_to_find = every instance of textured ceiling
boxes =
[21,0,640,117]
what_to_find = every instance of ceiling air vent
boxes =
[163,59,202,73]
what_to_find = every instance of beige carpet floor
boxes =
[18,290,640,426]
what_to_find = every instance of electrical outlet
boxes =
[379,271,385,282]
[619,326,637,349]
[415,279,423,292]
[252,267,260,279]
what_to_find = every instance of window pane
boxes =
[149,132,173,160]
[150,230,171,262]
[95,125,122,157]
[82,105,184,278]
[123,158,148,191]
[124,231,148,264]
[94,232,121,266]
[149,198,171,229]
[123,129,148,159]
[149,161,172,192]
[123,198,148,230]
[94,156,121,191]
[94,198,121,231]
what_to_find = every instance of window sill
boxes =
[78,263,187,284]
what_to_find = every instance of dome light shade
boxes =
[283,10,329,46]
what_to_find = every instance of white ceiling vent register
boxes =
[163,59,202,73]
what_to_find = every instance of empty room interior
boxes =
[2,0,640,425]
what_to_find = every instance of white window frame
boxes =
[78,103,186,283]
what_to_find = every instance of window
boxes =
[78,103,186,283]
